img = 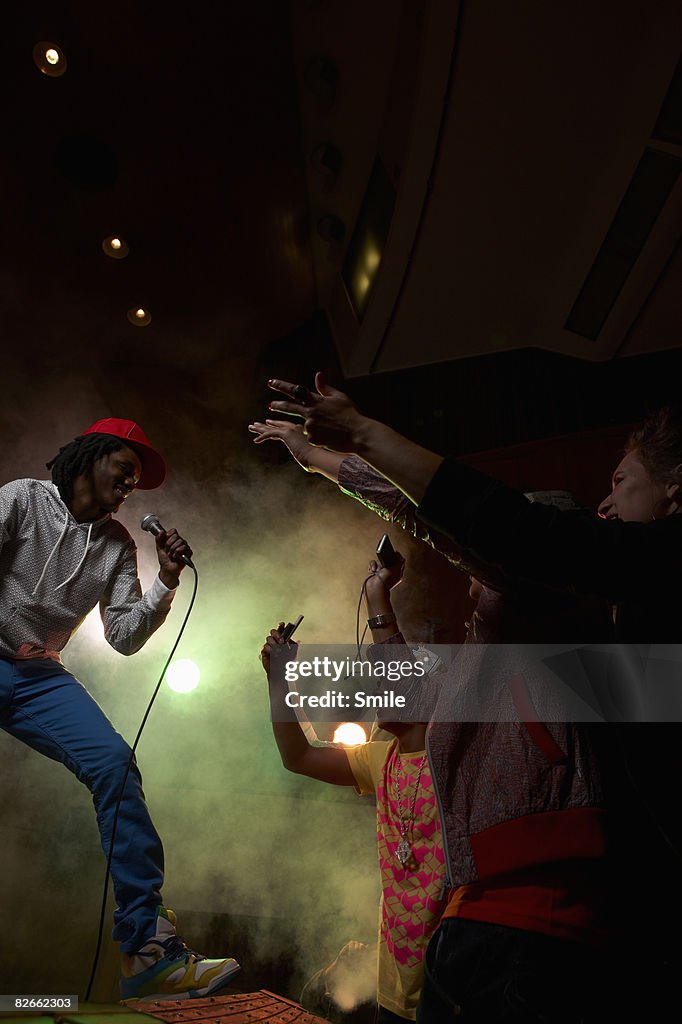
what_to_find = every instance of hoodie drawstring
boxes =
[32,515,95,597]
[54,521,93,591]
[31,516,70,596]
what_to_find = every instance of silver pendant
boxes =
[396,838,412,865]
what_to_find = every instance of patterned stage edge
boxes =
[131,990,326,1023]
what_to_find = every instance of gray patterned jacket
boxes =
[0,478,174,661]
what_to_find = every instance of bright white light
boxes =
[127,305,151,327]
[45,48,60,65]
[110,237,122,250]
[166,659,200,694]
[333,723,367,746]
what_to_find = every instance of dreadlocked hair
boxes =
[626,407,682,487]
[46,433,125,506]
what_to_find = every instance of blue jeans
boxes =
[418,918,608,1023]
[0,657,163,952]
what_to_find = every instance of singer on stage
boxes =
[0,418,238,1000]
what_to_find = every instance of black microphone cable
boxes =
[84,563,199,1002]
[355,574,374,661]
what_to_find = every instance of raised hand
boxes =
[248,419,314,471]
[267,371,367,452]
[365,554,405,596]
[155,528,192,588]
[260,622,285,677]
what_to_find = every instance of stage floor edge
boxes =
[0,992,326,1023]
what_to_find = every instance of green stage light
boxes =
[166,659,200,694]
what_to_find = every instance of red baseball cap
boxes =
[81,418,167,490]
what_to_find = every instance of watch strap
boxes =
[367,612,397,630]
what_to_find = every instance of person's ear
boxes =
[665,465,682,511]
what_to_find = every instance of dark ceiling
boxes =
[3,2,314,475]
[2,1,681,472]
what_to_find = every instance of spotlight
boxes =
[102,235,129,259]
[127,306,151,327]
[333,723,367,747]
[166,659,200,694]
[33,41,67,77]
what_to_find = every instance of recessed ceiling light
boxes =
[102,235,129,259]
[127,307,151,327]
[33,42,67,78]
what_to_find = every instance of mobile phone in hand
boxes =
[281,615,303,642]
[376,534,399,569]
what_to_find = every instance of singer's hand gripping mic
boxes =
[140,514,195,568]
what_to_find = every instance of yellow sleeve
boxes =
[345,740,396,796]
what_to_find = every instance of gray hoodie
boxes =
[0,478,174,661]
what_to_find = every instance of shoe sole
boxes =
[122,962,240,1002]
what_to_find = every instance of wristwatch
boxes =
[367,612,397,630]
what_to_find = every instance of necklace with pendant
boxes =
[393,751,427,869]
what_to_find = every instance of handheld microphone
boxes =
[140,514,195,568]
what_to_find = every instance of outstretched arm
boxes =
[248,419,345,482]
[266,373,680,604]
[261,624,355,786]
[267,373,442,505]
[250,417,505,586]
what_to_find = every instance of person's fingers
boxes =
[268,400,305,417]
[167,534,191,556]
[249,422,274,443]
[267,378,302,398]
[369,559,378,572]
[315,370,332,396]
[249,419,305,441]
[270,627,286,644]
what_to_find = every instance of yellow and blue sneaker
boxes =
[120,907,240,1001]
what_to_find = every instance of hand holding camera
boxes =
[366,535,405,595]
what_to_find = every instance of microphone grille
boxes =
[140,513,161,533]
